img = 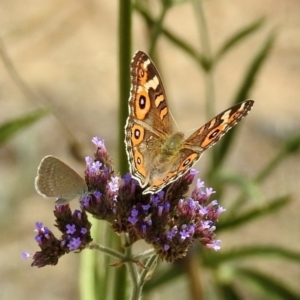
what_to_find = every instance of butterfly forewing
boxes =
[184,100,254,151]
[125,51,173,187]
[35,156,88,203]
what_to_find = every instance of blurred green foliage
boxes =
[132,1,300,300]
[4,1,299,300]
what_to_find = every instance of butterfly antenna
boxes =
[169,110,180,131]
[186,127,198,134]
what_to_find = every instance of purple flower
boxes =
[85,156,93,166]
[81,195,91,207]
[66,224,76,235]
[108,176,119,192]
[206,240,221,251]
[92,137,106,150]
[151,194,161,206]
[142,204,150,212]
[142,224,147,235]
[35,222,43,231]
[21,252,31,260]
[179,225,191,241]
[89,161,102,174]
[164,202,170,213]
[196,179,205,189]
[205,187,215,197]
[164,244,170,251]
[81,228,88,234]
[122,173,132,184]
[167,226,178,239]
[158,205,164,216]
[128,206,139,225]
[67,237,82,251]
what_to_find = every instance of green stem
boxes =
[132,248,156,261]
[193,0,214,116]
[115,1,133,299]
[148,2,169,57]
[121,233,139,300]
[89,242,125,260]
[134,2,207,68]
[127,261,139,300]
[139,254,158,286]
[230,132,300,211]
[119,0,132,174]
[193,1,217,166]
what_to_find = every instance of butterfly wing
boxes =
[125,51,172,187]
[183,100,254,152]
[35,156,88,204]
[143,100,254,194]
[143,147,200,194]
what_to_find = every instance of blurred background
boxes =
[0,0,299,299]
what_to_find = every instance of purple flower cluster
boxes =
[123,177,224,261]
[23,205,92,267]
[25,137,225,266]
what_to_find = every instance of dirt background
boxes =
[0,1,299,299]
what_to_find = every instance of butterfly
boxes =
[125,50,254,195]
[35,155,88,204]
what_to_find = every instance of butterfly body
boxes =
[125,51,254,195]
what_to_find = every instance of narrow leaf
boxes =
[217,283,243,300]
[255,131,300,183]
[143,265,182,293]
[0,109,49,145]
[215,17,265,62]
[236,267,300,300]
[212,30,276,168]
[202,245,300,267]
[218,195,290,232]
[214,171,262,202]
[134,2,208,69]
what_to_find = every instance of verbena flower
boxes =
[24,137,225,266]
[23,206,92,267]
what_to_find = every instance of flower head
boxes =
[27,137,225,267]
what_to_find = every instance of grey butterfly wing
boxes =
[35,156,87,204]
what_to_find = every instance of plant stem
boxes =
[132,248,157,261]
[193,0,214,118]
[116,1,132,298]
[118,0,132,174]
[148,1,169,57]
[89,242,125,260]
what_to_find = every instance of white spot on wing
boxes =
[143,59,151,68]
[144,75,159,90]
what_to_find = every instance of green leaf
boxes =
[217,283,243,300]
[235,267,300,300]
[143,264,182,293]
[255,131,300,183]
[213,171,262,203]
[218,195,290,232]
[134,1,208,69]
[202,245,300,267]
[215,17,265,62]
[0,109,49,146]
[212,30,276,168]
